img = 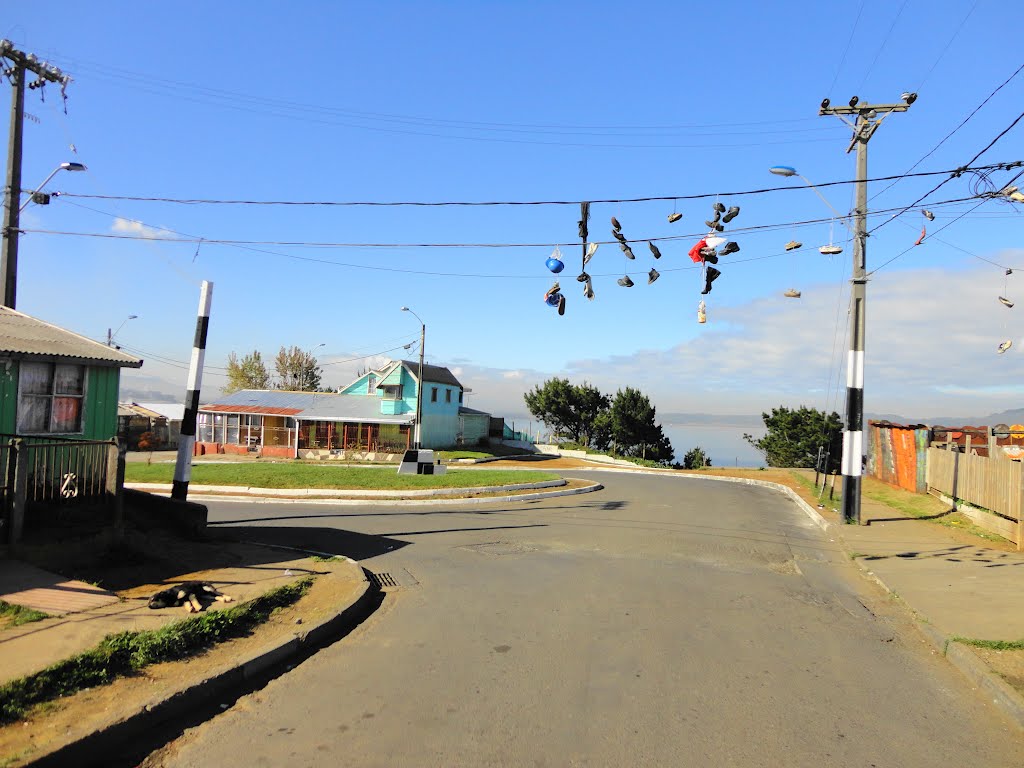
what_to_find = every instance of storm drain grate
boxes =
[368,571,398,589]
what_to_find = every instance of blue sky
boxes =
[4,1,1024,429]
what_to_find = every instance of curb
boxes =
[138,481,605,506]
[852,560,1024,731]
[126,478,567,498]
[24,560,379,768]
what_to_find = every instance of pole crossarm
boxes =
[0,40,72,88]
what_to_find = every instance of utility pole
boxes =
[0,41,72,309]
[173,281,213,501]
[819,93,915,524]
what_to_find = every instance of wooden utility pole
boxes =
[0,41,72,308]
[819,93,915,524]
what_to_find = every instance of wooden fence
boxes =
[926,446,1023,548]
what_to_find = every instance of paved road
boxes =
[144,471,1024,767]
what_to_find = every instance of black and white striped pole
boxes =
[172,280,213,501]
[819,94,914,524]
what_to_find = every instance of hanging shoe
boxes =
[998,340,1013,354]
[620,243,635,259]
[648,242,662,259]
[648,268,660,284]
[668,212,683,223]
[618,275,635,287]
[785,240,802,251]
[611,216,622,232]
[544,292,560,307]
[558,294,566,316]
[697,300,707,324]
[547,281,561,295]
[820,244,843,255]
[719,241,740,256]
[999,296,1014,308]
[576,271,590,283]
[701,266,721,295]
[784,289,802,298]
[722,206,740,224]
[713,202,726,213]
[584,241,599,264]
[1007,268,1014,276]
[583,278,595,300]
[922,209,935,221]
[699,247,718,260]
[613,230,627,244]
[708,222,724,232]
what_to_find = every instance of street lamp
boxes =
[19,161,87,213]
[400,306,425,449]
[3,161,87,308]
[107,314,137,347]
[769,165,848,223]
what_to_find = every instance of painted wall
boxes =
[461,413,489,444]
[0,358,120,439]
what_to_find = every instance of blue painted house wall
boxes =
[340,362,465,448]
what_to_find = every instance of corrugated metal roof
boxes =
[459,406,491,417]
[133,402,185,420]
[0,307,142,367]
[200,389,413,424]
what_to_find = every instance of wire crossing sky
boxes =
[4,1,1024,437]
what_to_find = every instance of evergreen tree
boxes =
[743,406,843,470]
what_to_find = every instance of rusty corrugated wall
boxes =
[867,421,930,493]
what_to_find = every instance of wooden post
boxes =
[10,440,28,546]
[106,440,126,538]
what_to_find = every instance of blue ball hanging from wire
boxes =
[546,245,565,274]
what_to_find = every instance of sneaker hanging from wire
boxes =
[784,289,802,298]
[999,296,1014,308]
[648,242,662,259]
[618,274,634,287]
[998,340,1013,354]
[620,242,635,259]
[785,240,802,251]
[584,241,599,265]
[668,212,682,223]
[647,268,660,284]
[722,206,740,224]
[697,300,707,324]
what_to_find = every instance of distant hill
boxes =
[868,408,1024,426]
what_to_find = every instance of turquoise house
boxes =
[196,360,491,457]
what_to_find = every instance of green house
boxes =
[0,307,142,440]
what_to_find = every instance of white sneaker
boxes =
[784,289,802,298]
[820,244,843,255]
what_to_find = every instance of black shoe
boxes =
[618,275,634,287]
[558,294,566,315]
[701,266,721,294]
[703,253,719,264]
[611,216,622,232]
[648,268,660,284]
[576,271,590,283]
[620,243,635,259]
[713,202,726,213]
[648,241,662,259]
[722,206,740,224]
[719,241,740,256]
[613,231,627,244]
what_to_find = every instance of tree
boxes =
[600,387,674,462]
[523,378,610,446]
[743,405,843,470]
[274,346,323,391]
[683,446,712,469]
[224,350,271,394]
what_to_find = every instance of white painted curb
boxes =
[126,478,566,498]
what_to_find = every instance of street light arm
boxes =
[18,162,87,213]
[799,174,850,224]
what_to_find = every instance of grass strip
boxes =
[951,636,1024,651]
[0,577,313,725]
[124,463,558,490]
[0,601,50,627]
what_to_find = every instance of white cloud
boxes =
[111,217,166,240]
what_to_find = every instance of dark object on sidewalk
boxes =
[149,581,234,613]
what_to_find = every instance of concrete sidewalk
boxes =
[0,536,373,766]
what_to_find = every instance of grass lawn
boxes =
[124,463,559,490]
[435,443,535,460]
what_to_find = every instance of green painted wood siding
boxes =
[0,360,121,439]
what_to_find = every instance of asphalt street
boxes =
[143,471,1024,767]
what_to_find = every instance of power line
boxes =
[869,168,1024,275]
[916,0,981,90]
[870,62,1024,202]
[856,0,909,91]
[869,119,1024,235]
[52,163,1012,207]
[826,0,865,95]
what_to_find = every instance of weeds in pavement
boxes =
[0,577,314,725]
[951,636,1024,651]
[0,601,50,628]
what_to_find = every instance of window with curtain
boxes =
[18,362,85,434]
